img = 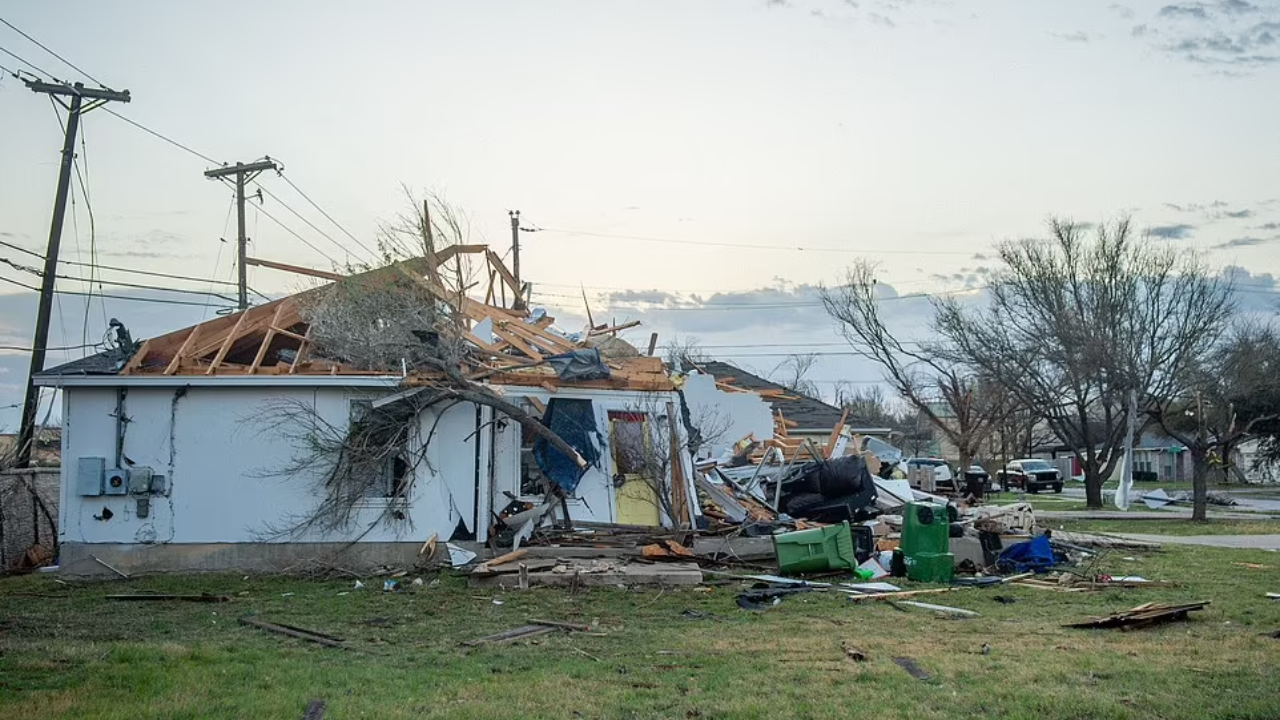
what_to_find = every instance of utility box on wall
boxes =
[103,467,129,495]
[76,457,106,496]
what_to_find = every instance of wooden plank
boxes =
[205,309,251,375]
[248,304,289,375]
[666,400,690,530]
[588,320,642,336]
[289,325,313,375]
[163,326,201,375]
[119,339,152,374]
[501,318,577,354]
[268,325,308,343]
[492,325,543,361]
[239,616,353,650]
[462,624,556,646]
[434,244,490,266]
[527,397,546,414]
[486,249,522,299]
[246,256,342,281]
[824,408,850,459]
[540,381,558,394]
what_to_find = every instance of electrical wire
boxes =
[252,202,341,266]
[535,227,981,256]
[0,17,110,88]
[54,288,230,309]
[0,238,248,288]
[100,107,222,165]
[2,255,239,300]
[0,42,55,78]
[0,274,38,291]
[277,172,379,260]
[0,341,102,353]
[249,180,373,265]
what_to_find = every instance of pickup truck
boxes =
[996,459,1064,493]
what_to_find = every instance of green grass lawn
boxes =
[1053,517,1280,536]
[4,544,1280,720]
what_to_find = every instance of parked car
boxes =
[932,464,994,493]
[996,459,1064,493]
[905,458,953,485]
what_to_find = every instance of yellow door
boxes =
[609,411,661,526]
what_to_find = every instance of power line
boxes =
[253,202,341,266]
[0,16,109,88]
[0,274,38,291]
[277,172,379,260]
[54,288,230,309]
[100,107,222,165]
[0,42,54,78]
[535,227,981,256]
[0,238,244,287]
[3,254,239,301]
[0,341,101,353]
[250,180,373,265]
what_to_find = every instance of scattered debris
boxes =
[1065,601,1210,630]
[1049,531,1160,550]
[992,595,1017,604]
[239,616,356,651]
[1266,593,1280,600]
[90,555,130,580]
[105,593,230,603]
[897,601,979,617]
[979,643,991,655]
[528,618,594,632]
[641,540,697,560]
[446,543,478,568]
[841,641,868,662]
[463,624,557,646]
[1234,563,1273,570]
[893,656,931,681]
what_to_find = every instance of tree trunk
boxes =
[1083,464,1104,509]
[1191,447,1209,522]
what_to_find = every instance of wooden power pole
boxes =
[508,209,523,310]
[204,159,279,309]
[15,80,131,469]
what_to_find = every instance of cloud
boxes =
[1258,222,1280,230]
[1224,209,1254,218]
[1212,236,1278,248]
[869,12,896,27]
[1050,30,1095,43]
[972,253,989,261]
[1160,4,1211,20]
[1148,223,1196,239]
[1110,4,1136,19]
[1136,3,1280,69]
[605,289,679,305]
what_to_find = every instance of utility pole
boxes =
[15,80,130,469]
[508,210,523,310]
[204,159,279,309]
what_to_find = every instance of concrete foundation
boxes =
[56,541,485,578]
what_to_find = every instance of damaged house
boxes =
[35,252,712,576]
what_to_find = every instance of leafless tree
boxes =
[821,260,1011,475]
[663,335,710,371]
[1148,320,1280,518]
[767,353,821,398]
[833,383,899,428]
[933,218,1235,509]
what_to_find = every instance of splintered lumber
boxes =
[845,587,964,602]
[898,601,979,617]
[301,700,326,720]
[239,617,354,650]
[106,593,231,603]
[1064,601,1210,630]
[529,619,594,632]
[463,624,557,646]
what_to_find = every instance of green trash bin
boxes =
[773,521,857,574]
[901,502,954,583]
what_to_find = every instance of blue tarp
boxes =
[545,348,612,382]
[533,398,601,493]
[997,534,1056,574]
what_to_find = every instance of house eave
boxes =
[33,374,406,389]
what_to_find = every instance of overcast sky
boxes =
[2,1,1279,428]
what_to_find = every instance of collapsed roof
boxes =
[40,247,672,392]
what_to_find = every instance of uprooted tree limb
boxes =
[253,197,586,540]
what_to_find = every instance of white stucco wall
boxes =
[56,381,693,549]
[680,372,775,461]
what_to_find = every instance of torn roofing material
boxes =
[36,252,673,392]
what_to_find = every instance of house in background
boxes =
[690,361,893,453]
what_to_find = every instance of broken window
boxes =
[349,399,410,500]
[519,400,549,496]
